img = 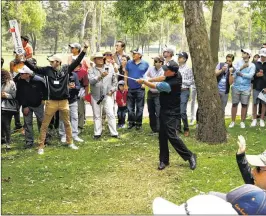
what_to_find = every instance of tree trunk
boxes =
[54,29,58,54]
[89,2,96,55]
[210,0,223,65]
[159,21,163,54]
[80,2,89,44]
[183,1,227,143]
[96,1,102,52]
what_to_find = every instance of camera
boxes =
[97,95,105,105]
[105,67,109,72]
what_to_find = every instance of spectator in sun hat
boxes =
[21,35,33,59]
[68,42,90,71]
[229,48,256,129]
[236,135,266,190]
[251,47,266,128]
[226,184,266,215]
[88,52,119,139]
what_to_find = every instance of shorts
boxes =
[231,87,250,105]
[253,89,266,105]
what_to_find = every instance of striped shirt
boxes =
[179,63,195,89]
[144,66,164,93]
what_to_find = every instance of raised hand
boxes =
[237,135,246,154]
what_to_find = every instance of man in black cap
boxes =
[21,35,33,59]
[136,60,197,170]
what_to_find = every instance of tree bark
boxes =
[80,2,89,44]
[89,2,96,55]
[210,0,223,65]
[183,1,227,143]
[54,29,58,54]
[96,1,102,52]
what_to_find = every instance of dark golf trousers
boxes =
[159,111,192,164]
[147,91,160,132]
[127,88,145,126]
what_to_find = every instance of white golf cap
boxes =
[153,195,237,215]
[259,48,266,57]
[18,65,33,75]
[47,54,63,62]
[246,150,266,167]
[241,48,252,56]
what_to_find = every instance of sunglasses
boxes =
[256,167,266,172]
[104,54,113,56]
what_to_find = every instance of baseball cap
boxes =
[118,80,125,85]
[69,43,81,50]
[163,48,175,55]
[18,65,33,75]
[153,195,237,215]
[226,184,266,215]
[152,56,164,62]
[162,60,179,73]
[246,150,266,167]
[47,54,63,62]
[259,48,266,57]
[130,49,142,55]
[241,48,252,56]
[177,51,189,60]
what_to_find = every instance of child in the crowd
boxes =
[116,80,128,128]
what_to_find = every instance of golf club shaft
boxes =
[116,73,138,81]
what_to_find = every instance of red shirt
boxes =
[24,43,33,59]
[74,67,89,87]
[116,89,128,107]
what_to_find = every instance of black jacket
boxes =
[24,51,85,100]
[236,152,254,185]
[16,75,46,108]
[160,72,182,116]
[68,72,80,104]
[253,61,266,91]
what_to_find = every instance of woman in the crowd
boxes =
[118,55,130,82]
[1,69,17,149]
[252,54,260,63]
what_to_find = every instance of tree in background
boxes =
[182,1,227,143]
[2,1,46,54]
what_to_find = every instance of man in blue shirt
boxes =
[124,49,149,130]
[136,60,197,171]
[229,49,256,129]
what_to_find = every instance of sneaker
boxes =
[6,144,11,150]
[250,119,257,127]
[189,119,195,126]
[260,119,265,127]
[240,122,245,129]
[229,122,235,128]
[73,136,84,142]
[38,149,44,155]
[117,124,122,129]
[61,136,66,143]
[69,144,79,150]
[121,124,126,129]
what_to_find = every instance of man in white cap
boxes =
[88,52,118,139]
[229,49,256,129]
[236,135,266,190]
[15,65,46,149]
[251,47,266,127]
[163,47,176,64]
[23,42,89,154]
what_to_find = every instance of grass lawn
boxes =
[1,117,265,214]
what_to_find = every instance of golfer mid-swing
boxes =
[136,60,197,170]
